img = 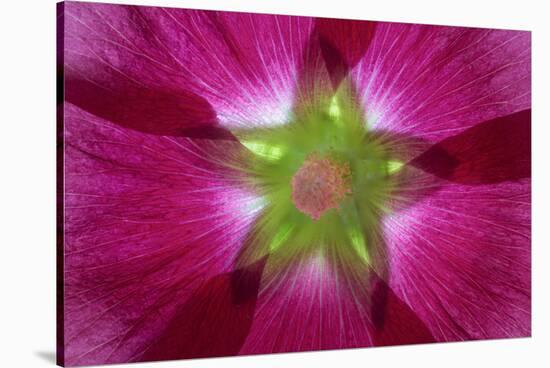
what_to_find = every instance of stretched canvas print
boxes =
[57,1,531,366]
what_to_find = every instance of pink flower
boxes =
[58,1,531,366]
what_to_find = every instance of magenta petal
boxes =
[366,25,532,341]
[64,2,317,130]
[237,254,436,354]
[353,24,530,142]
[239,257,374,353]
[384,178,531,341]
[237,252,434,353]
[411,109,531,184]
[62,104,260,365]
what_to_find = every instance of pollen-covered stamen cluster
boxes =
[291,153,352,221]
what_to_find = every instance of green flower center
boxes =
[235,84,404,269]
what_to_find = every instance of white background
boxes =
[1,0,548,367]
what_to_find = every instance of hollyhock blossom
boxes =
[58,1,531,366]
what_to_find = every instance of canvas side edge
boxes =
[56,2,66,367]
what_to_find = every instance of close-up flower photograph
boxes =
[0,0,548,368]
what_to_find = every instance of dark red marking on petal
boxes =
[315,18,376,87]
[370,273,436,346]
[66,77,232,139]
[411,109,531,184]
[140,257,267,362]
[176,126,237,141]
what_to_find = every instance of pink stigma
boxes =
[291,153,352,220]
